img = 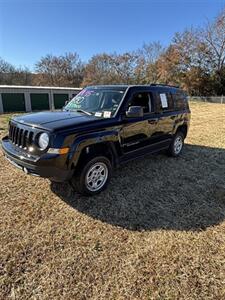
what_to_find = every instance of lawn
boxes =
[0,102,225,299]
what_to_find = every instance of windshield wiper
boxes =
[76,109,93,116]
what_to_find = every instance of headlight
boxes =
[38,133,49,150]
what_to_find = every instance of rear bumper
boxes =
[1,137,73,182]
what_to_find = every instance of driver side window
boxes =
[128,92,152,114]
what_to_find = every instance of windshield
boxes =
[64,88,126,118]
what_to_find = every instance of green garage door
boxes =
[54,93,68,109]
[30,93,49,111]
[2,93,26,112]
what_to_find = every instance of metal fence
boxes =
[189,96,225,104]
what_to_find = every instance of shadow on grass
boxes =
[51,144,225,231]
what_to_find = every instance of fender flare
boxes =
[67,130,120,168]
[172,114,189,135]
[174,121,189,137]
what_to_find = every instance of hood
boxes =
[13,111,99,131]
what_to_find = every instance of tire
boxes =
[167,131,184,157]
[71,156,112,196]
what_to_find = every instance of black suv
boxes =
[1,84,190,195]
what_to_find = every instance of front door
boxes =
[120,91,158,155]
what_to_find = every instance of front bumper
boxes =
[1,137,73,182]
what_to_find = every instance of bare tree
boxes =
[82,53,117,86]
[0,58,16,85]
[135,42,165,84]
[35,53,84,87]
[203,9,225,94]
[82,52,139,86]
[112,52,139,84]
[0,58,32,85]
[156,45,181,85]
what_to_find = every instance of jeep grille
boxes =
[9,123,34,149]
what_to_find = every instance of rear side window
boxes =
[173,92,187,110]
[156,92,174,112]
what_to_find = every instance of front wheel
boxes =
[167,131,184,157]
[71,156,112,196]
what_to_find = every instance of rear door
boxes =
[153,90,176,140]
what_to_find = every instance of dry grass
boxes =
[0,102,225,300]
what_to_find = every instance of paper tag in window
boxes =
[103,111,111,118]
[95,112,102,117]
[160,93,168,108]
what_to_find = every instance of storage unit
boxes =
[30,93,49,111]
[0,86,82,114]
[54,93,69,109]
[2,93,26,112]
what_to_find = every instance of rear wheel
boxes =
[71,156,112,196]
[167,131,184,157]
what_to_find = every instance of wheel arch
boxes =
[176,123,188,138]
[70,140,119,170]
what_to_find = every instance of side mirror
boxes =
[126,106,143,118]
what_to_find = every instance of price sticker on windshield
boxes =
[103,111,111,118]
[95,112,102,117]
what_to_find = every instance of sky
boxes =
[0,0,225,70]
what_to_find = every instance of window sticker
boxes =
[79,89,96,97]
[74,96,85,104]
[95,112,102,117]
[103,111,111,118]
[160,93,168,108]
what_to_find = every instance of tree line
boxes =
[0,8,224,96]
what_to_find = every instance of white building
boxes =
[0,85,82,114]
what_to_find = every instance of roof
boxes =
[88,84,180,90]
[87,85,129,90]
[0,85,82,90]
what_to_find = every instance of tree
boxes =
[0,58,15,85]
[169,29,212,95]
[35,53,84,87]
[135,42,165,84]
[159,8,225,95]
[156,25,222,95]
[203,9,225,94]
[0,57,32,85]
[111,52,139,84]
[82,52,139,86]
[156,45,181,86]
[82,53,116,86]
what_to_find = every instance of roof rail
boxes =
[150,83,180,88]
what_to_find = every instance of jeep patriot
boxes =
[1,84,191,195]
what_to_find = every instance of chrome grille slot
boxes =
[9,125,13,138]
[12,126,16,143]
[22,130,28,148]
[18,128,23,147]
[15,127,19,145]
[28,132,34,145]
[9,123,35,150]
